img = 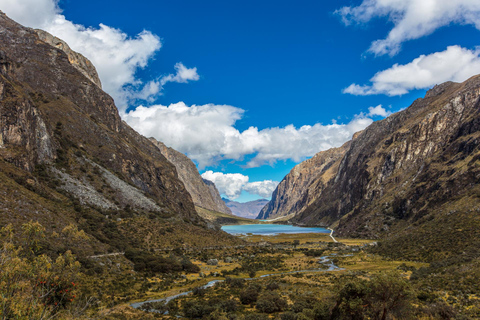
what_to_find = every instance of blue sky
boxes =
[3,0,480,201]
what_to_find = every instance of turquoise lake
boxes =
[221,224,330,235]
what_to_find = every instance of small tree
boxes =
[331,279,371,320]
[369,272,413,320]
[292,240,300,248]
[331,271,414,320]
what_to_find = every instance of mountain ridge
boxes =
[224,198,269,219]
[0,12,242,254]
[261,75,480,242]
[149,138,232,215]
[35,29,102,89]
[256,140,352,220]
[296,76,480,236]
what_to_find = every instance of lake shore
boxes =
[221,224,330,236]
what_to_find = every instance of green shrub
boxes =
[240,284,262,305]
[255,292,287,313]
[226,277,245,288]
[182,300,215,319]
[266,282,280,291]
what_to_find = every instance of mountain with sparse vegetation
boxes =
[149,138,232,216]
[0,10,241,263]
[2,10,480,320]
[265,75,480,240]
[261,73,480,317]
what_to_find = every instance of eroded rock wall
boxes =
[292,78,480,238]
[150,138,232,215]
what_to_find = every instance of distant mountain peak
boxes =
[223,198,269,219]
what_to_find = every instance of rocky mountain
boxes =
[0,12,240,253]
[257,139,353,220]
[265,76,480,243]
[149,138,232,215]
[35,29,102,89]
[224,198,269,219]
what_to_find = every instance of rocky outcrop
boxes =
[289,76,480,239]
[202,178,233,214]
[257,141,351,220]
[0,12,200,223]
[150,138,232,215]
[0,78,55,171]
[35,29,102,88]
[225,198,269,219]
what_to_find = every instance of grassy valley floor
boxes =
[93,230,478,319]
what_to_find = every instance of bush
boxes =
[421,302,457,319]
[124,249,198,274]
[281,311,298,320]
[193,287,207,297]
[243,314,269,320]
[0,223,82,319]
[331,278,372,320]
[313,301,333,320]
[182,300,215,319]
[331,271,414,320]
[291,295,317,313]
[266,282,280,291]
[182,257,200,273]
[255,292,288,313]
[226,277,245,288]
[303,249,326,257]
[219,299,238,313]
[240,284,262,305]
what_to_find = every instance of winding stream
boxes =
[131,255,344,313]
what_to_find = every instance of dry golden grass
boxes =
[242,232,333,244]
[337,252,428,274]
[240,231,375,246]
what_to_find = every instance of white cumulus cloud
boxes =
[0,0,199,111]
[368,105,391,117]
[355,105,392,118]
[336,0,480,56]
[243,181,280,199]
[161,62,200,85]
[201,171,278,200]
[124,102,375,168]
[131,63,199,102]
[344,46,480,96]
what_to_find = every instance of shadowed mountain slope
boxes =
[257,140,352,220]
[0,12,241,253]
[293,77,480,240]
[263,75,480,247]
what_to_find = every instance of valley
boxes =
[95,230,471,319]
[1,4,480,320]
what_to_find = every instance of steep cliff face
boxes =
[35,29,102,88]
[257,141,351,220]
[290,77,480,239]
[202,178,233,214]
[0,12,202,227]
[149,138,232,215]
